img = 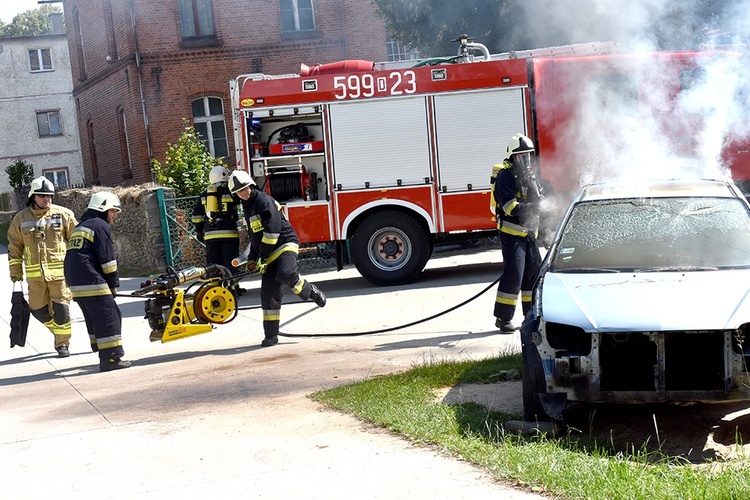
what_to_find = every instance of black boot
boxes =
[261,335,278,347]
[309,284,326,307]
[100,358,132,372]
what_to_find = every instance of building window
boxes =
[178,0,215,38]
[36,111,62,137]
[280,0,315,32]
[192,97,228,158]
[88,121,100,184]
[44,168,70,190]
[118,108,133,178]
[73,8,87,80]
[29,48,53,72]
[387,36,421,62]
[104,0,118,60]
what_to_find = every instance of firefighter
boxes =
[228,170,326,347]
[491,133,544,333]
[64,191,130,371]
[7,176,77,357]
[192,166,241,275]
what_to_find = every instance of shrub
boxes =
[150,119,225,197]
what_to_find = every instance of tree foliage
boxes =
[0,5,63,37]
[4,159,35,191]
[373,0,741,57]
[151,120,226,197]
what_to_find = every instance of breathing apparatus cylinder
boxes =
[205,184,219,219]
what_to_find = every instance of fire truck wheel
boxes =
[351,210,431,286]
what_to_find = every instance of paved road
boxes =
[1,245,539,499]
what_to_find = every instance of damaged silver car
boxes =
[521,179,750,421]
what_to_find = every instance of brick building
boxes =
[61,0,388,187]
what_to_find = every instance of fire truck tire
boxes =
[351,211,431,286]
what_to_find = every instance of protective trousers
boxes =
[205,238,239,273]
[75,295,124,363]
[27,279,72,348]
[260,251,313,338]
[494,231,542,322]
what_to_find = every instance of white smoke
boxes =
[520,0,750,193]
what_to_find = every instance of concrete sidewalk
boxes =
[1,244,538,499]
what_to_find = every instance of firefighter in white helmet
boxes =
[64,191,130,371]
[7,176,78,357]
[228,169,326,347]
[192,166,241,277]
[491,133,544,333]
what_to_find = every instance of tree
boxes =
[151,120,226,197]
[373,0,519,57]
[5,159,35,190]
[0,5,63,37]
[373,0,740,57]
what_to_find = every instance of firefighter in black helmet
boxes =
[491,133,544,333]
[228,170,327,347]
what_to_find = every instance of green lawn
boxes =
[310,355,750,499]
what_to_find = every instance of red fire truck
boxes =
[230,39,749,285]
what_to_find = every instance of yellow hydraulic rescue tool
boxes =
[133,265,238,343]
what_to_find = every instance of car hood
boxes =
[540,270,750,331]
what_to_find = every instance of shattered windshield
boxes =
[551,197,750,271]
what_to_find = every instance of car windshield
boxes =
[551,196,750,271]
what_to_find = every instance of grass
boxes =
[310,355,750,499]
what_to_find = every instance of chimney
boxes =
[50,13,64,34]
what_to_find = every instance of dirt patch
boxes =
[438,382,750,462]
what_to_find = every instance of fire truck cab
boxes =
[230,41,750,286]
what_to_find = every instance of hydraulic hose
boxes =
[118,272,502,338]
[278,276,501,338]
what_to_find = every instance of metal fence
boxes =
[157,191,338,271]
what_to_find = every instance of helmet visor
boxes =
[513,152,532,173]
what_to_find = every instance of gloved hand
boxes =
[10,275,23,283]
[196,231,205,243]
[254,258,267,275]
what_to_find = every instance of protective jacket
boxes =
[492,160,541,239]
[240,188,300,263]
[7,204,77,282]
[192,182,240,241]
[64,210,120,297]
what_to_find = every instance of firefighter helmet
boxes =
[27,176,55,205]
[228,170,256,194]
[506,133,535,157]
[87,191,122,212]
[209,166,230,185]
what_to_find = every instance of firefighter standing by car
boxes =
[7,177,77,357]
[228,170,327,347]
[192,166,241,277]
[64,192,130,372]
[491,133,544,333]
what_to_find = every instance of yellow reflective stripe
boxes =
[71,227,95,242]
[70,283,112,297]
[97,335,122,350]
[101,260,118,274]
[521,291,532,303]
[191,215,204,223]
[9,258,22,265]
[220,195,234,203]
[502,199,518,216]
[292,278,305,294]
[266,242,299,264]
[205,230,239,240]
[262,232,280,245]
[499,221,528,237]
[496,292,518,306]
[263,309,281,321]
[52,322,72,335]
